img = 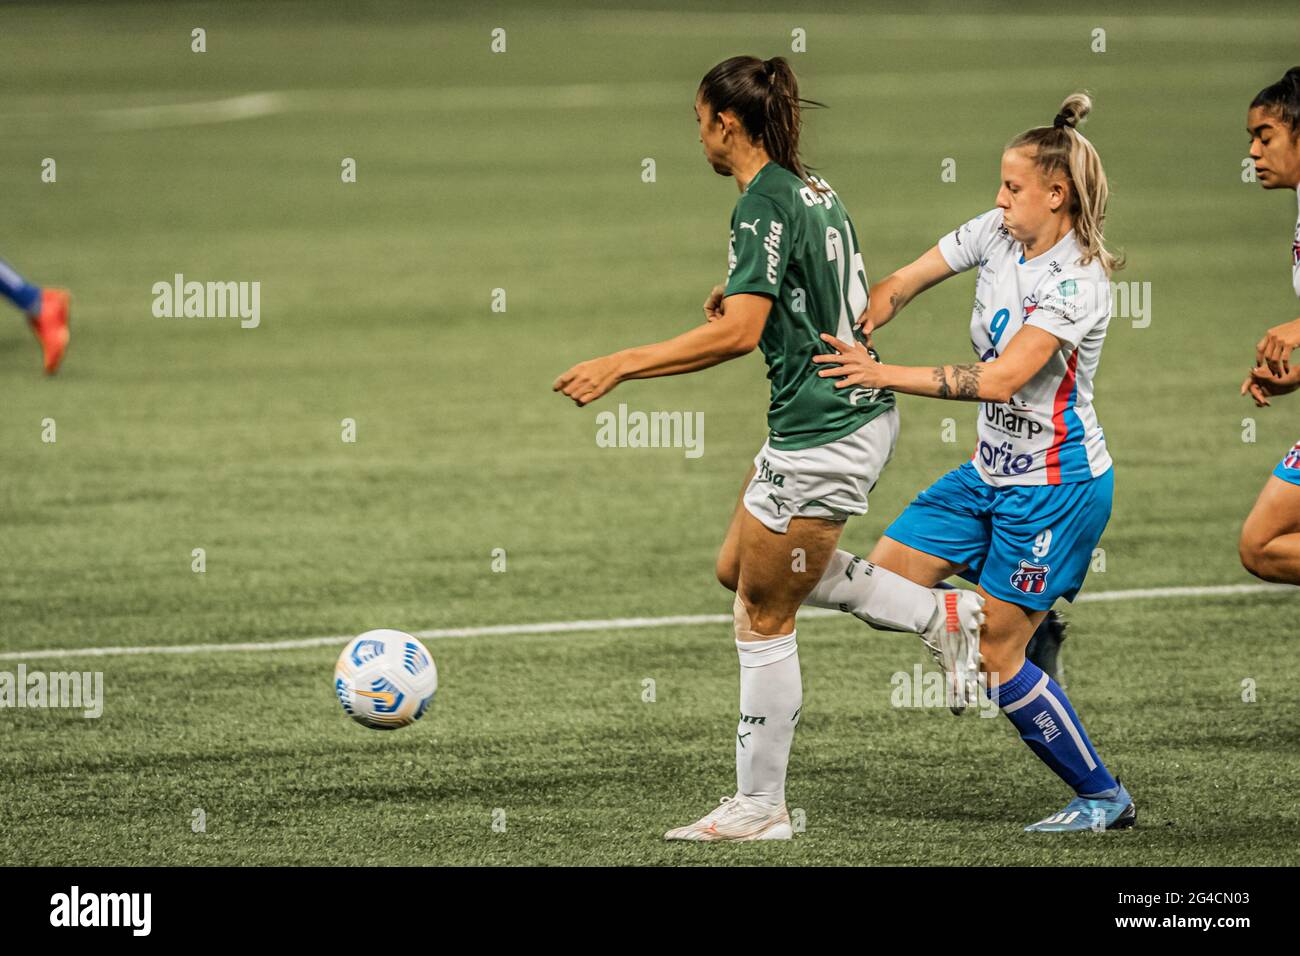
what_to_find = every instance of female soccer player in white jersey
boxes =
[554,56,986,842]
[816,93,1136,832]
[1238,68,1300,586]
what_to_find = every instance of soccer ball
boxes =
[334,629,438,730]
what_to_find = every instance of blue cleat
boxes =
[1024,782,1136,832]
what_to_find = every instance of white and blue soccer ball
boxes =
[334,629,438,730]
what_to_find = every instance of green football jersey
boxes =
[724,162,895,450]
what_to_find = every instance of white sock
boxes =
[803,549,938,633]
[735,631,801,808]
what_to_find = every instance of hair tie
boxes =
[1053,112,1070,129]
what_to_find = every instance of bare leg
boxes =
[972,588,1048,689]
[867,535,967,588]
[735,511,843,636]
[1239,476,1300,584]
[715,465,754,593]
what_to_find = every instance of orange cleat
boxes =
[29,288,70,375]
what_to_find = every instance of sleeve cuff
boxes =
[936,234,964,273]
[1023,315,1083,350]
[723,284,778,300]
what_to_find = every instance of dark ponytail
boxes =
[1252,67,1300,135]
[698,55,824,182]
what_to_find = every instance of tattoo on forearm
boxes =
[931,366,951,399]
[931,364,983,400]
[951,364,983,399]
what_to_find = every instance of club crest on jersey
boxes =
[1021,293,1039,316]
[1009,559,1050,595]
[1283,441,1300,470]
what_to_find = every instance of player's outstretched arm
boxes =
[860,246,955,334]
[813,324,1062,403]
[552,293,771,407]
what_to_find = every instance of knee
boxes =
[734,588,793,638]
[980,640,1024,685]
[1238,532,1273,581]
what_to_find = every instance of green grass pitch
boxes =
[1,1,1298,865]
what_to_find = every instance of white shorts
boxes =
[743,408,900,533]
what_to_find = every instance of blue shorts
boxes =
[1273,440,1300,487]
[883,461,1114,611]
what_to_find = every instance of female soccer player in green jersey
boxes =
[554,56,985,841]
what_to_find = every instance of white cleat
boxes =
[920,589,985,715]
[664,793,793,842]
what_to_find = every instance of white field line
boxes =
[0,59,1262,130]
[0,583,1293,662]
[93,92,288,129]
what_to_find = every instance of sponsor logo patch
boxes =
[763,220,784,284]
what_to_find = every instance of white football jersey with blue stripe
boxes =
[938,208,1113,487]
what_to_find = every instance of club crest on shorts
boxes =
[1283,441,1300,470]
[1010,559,1050,594]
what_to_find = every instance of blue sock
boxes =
[0,257,42,315]
[990,659,1118,798]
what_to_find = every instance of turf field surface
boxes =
[2,1,1298,865]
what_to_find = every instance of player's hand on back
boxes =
[553,354,623,407]
[812,332,887,389]
[1241,362,1300,407]
[703,283,727,322]
[1255,316,1300,376]
[857,314,875,348]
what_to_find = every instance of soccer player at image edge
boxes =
[1239,67,1300,588]
[0,256,70,374]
